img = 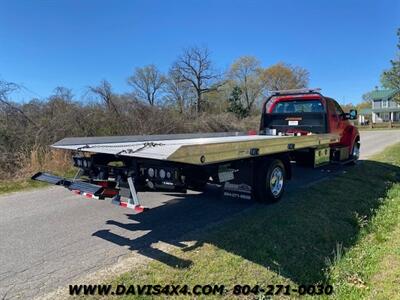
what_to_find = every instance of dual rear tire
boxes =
[255,159,286,203]
[185,158,287,203]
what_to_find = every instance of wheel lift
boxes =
[31,171,147,213]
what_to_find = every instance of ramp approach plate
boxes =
[52,132,339,165]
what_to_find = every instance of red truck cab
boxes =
[260,89,360,161]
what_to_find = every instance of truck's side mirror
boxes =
[345,109,357,120]
[349,109,357,120]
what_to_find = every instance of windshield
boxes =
[271,100,324,113]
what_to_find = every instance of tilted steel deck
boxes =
[52,132,340,165]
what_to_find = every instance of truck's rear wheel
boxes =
[256,159,286,203]
[351,140,360,161]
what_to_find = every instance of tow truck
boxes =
[32,88,360,212]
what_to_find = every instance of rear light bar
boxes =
[269,88,321,95]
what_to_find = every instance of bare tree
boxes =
[228,56,264,111]
[291,65,309,89]
[88,80,119,115]
[0,80,38,128]
[127,65,166,106]
[50,86,74,101]
[262,63,309,91]
[164,69,194,113]
[171,46,219,113]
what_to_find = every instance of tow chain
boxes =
[77,142,165,152]
[116,142,165,155]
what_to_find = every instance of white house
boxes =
[365,89,400,123]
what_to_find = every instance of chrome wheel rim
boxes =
[353,143,360,159]
[269,167,284,197]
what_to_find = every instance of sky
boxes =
[0,0,399,104]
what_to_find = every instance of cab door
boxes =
[327,99,351,145]
[327,99,341,137]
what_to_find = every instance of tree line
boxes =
[3,28,399,178]
[126,46,308,116]
[0,46,309,178]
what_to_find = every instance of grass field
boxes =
[0,168,76,195]
[357,127,400,131]
[0,178,48,195]
[105,143,400,299]
[357,124,400,131]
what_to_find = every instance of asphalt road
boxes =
[1,130,400,299]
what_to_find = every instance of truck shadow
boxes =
[93,186,251,269]
[92,160,399,284]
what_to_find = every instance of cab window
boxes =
[272,100,324,113]
[333,101,344,116]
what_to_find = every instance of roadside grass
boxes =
[357,126,400,131]
[327,184,400,299]
[358,128,400,132]
[0,147,76,196]
[0,179,48,195]
[0,168,77,196]
[104,143,400,299]
[327,145,400,299]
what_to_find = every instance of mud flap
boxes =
[223,182,253,200]
[222,159,256,201]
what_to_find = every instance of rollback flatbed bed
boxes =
[32,88,360,212]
